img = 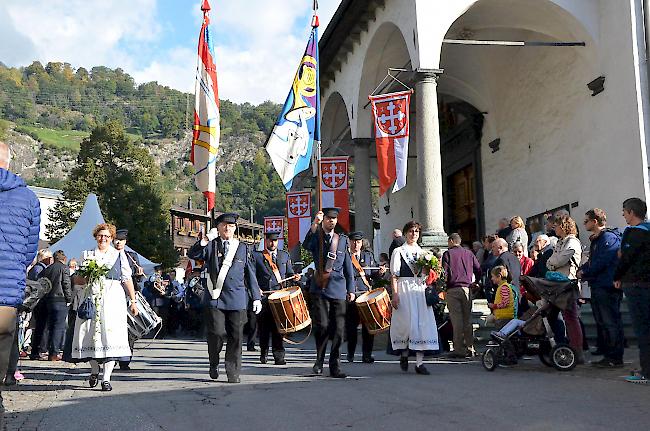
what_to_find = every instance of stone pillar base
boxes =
[420,230,448,250]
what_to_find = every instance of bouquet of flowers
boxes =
[77,256,110,287]
[415,250,442,282]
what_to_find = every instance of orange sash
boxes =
[351,254,371,289]
[262,250,283,287]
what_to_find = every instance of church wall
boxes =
[478,0,648,241]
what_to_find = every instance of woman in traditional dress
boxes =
[389,221,439,374]
[71,223,138,391]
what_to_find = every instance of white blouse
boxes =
[89,246,133,283]
[390,243,421,276]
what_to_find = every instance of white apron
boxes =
[72,247,131,360]
[389,244,439,352]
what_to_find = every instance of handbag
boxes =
[77,294,96,320]
[424,285,439,307]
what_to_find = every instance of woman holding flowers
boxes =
[389,221,439,375]
[71,223,138,392]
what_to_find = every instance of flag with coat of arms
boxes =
[319,156,350,231]
[286,191,311,250]
[369,90,412,196]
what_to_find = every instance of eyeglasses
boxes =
[96,234,111,239]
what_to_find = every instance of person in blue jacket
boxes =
[188,213,261,384]
[303,207,355,378]
[578,208,623,368]
[252,231,300,365]
[0,141,40,424]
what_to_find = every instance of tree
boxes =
[47,121,178,267]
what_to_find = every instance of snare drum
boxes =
[127,291,162,339]
[355,288,391,334]
[267,286,311,334]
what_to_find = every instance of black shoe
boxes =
[101,381,112,392]
[330,370,347,378]
[400,356,408,372]
[3,375,16,386]
[89,373,99,388]
[415,365,430,375]
[209,367,219,380]
[312,363,323,375]
[119,364,131,371]
[260,355,267,364]
[346,354,354,363]
[247,345,257,352]
[592,358,624,368]
[590,349,605,356]
[227,375,241,384]
[362,356,375,364]
[274,358,287,366]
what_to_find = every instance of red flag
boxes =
[369,90,412,195]
[319,156,350,232]
[264,216,285,250]
[286,191,311,250]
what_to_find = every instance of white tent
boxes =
[49,194,158,274]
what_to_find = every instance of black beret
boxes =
[348,231,365,240]
[322,207,340,218]
[115,229,128,240]
[216,213,239,225]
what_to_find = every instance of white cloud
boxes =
[0,0,343,104]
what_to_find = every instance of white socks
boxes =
[416,352,424,366]
[103,360,116,382]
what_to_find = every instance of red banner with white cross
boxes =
[263,216,285,250]
[319,156,350,232]
[369,90,412,195]
[286,191,311,250]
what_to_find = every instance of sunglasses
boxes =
[96,234,112,239]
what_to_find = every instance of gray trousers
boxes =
[0,306,17,406]
[446,287,473,355]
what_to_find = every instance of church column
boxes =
[353,138,374,239]
[415,69,447,247]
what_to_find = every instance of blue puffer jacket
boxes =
[0,168,41,307]
[580,228,621,289]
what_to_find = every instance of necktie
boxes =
[223,240,229,256]
[272,252,277,265]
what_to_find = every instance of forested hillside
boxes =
[0,61,288,223]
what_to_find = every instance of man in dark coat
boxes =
[114,229,145,370]
[252,232,300,365]
[188,213,261,383]
[303,207,355,378]
[614,198,650,384]
[37,250,72,361]
[345,231,385,363]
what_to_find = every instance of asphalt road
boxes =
[4,338,649,431]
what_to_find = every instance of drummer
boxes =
[252,232,300,365]
[345,231,386,363]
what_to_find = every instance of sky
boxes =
[0,0,342,104]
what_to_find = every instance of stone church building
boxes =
[318,0,650,250]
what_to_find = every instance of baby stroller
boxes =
[481,276,579,372]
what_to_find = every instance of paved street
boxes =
[4,338,649,431]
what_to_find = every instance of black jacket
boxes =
[529,246,553,278]
[614,222,650,283]
[38,261,72,303]
[495,251,521,288]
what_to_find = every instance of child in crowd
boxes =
[488,266,519,330]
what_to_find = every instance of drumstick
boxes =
[361,267,383,270]
[261,276,300,294]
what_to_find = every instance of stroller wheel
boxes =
[551,344,577,371]
[482,348,498,371]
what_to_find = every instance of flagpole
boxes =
[312,0,323,211]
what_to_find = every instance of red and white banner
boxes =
[319,156,350,232]
[286,191,311,250]
[263,216,285,250]
[369,90,412,195]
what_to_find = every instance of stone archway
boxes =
[437,0,599,235]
